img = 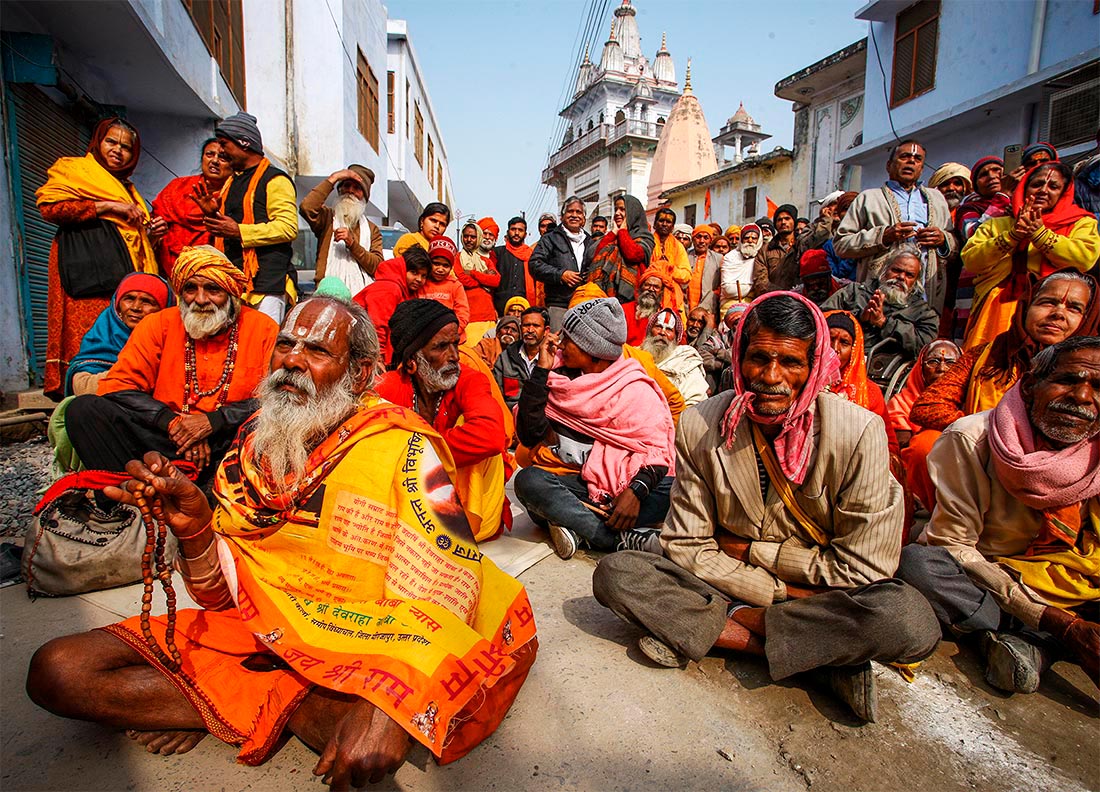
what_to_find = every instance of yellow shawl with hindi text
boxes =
[212,399,537,760]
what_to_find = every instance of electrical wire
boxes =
[868,21,902,147]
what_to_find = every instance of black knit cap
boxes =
[826,311,857,339]
[388,299,458,364]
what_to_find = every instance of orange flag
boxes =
[765,196,778,217]
[704,188,712,220]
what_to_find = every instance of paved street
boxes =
[2,536,1097,792]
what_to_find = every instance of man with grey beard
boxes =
[299,165,384,293]
[27,294,539,783]
[375,299,509,541]
[822,246,939,361]
[623,274,667,346]
[640,309,709,408]
[66,246,279,485]
[898,337,1100,695]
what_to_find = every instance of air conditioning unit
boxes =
[1046,76,1099,150]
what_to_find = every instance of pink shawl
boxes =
[545,355,676,503]
[720,291,841,485]
[989,382,1100,510]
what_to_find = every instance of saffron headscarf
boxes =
[477,217,499,238]
[824,311,870,408]
[503,296,531,315]
[87,117,142,181]
[171,244,250,298]
[65,272,175,396]
[887,339,960,434]
[720,292,842,485]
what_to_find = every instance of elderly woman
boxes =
[392,201,451,257]
[529,195,598,328]
[65,273,174,397]
[587,194,654,304]
[886,339,961,448]
[961,161,1100,350]
[151,138,228,277]
[35,117,163,400]
[824,311,899,458]
[907,270,1098,511]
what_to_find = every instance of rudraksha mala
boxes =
[133,489,184,674]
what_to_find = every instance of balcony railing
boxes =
[543,119,663,182]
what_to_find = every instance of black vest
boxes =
[222,163,295,294]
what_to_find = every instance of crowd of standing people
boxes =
[19,106,1100,787]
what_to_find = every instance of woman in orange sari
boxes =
[823,311,899,459]
[35,118,162,399]
[961,161,1099,350]
[908,269,1098,511]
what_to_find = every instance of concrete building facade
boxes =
[775,39,867,217]
[0,0,451,393]
[660,149,794,230]
[840,0,1098,187]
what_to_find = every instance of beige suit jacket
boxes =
[663,391,903,607]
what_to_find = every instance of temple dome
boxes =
[646,60,718,210]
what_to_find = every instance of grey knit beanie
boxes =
[561,297,626,361]
[215,112,263,152]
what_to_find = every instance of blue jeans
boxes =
[513,468,673,551]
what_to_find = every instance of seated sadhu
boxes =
[376,300,509,542]
[593,293,940,722]
[513,297,676,559]
[66,246,278,483]
[898,337,1100,694]
[26,295,538,786]
[640,308,710,408]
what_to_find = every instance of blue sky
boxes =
[386,0,867,230]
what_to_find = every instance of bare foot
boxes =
[125,729,207,755]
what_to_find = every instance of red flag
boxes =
[704,188,712,220]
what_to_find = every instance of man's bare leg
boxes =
[26,630,207,755]
[288,689,413,791]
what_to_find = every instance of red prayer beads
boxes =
[182,319,241,414]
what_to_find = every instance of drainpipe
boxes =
[1027,0,1047,75]
[284,0,298,178]
[1024,0,1047,144]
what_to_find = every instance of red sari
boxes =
[152,174,218,278]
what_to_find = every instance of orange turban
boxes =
[725,225,741,237]
[692,225,714,237]
[171,245,250,298]
[477,217,500,237]
[568,282,608,308]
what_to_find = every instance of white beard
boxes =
[179,298,237,339]
[252,367,361,493]
[739,241,762,258]
[336,194,366,228]
[414,351,460,392]
[880,277,912,307]
[641,335,674,364]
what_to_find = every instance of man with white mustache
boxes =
[899,336,1100,696]
[66,246,278,482]
[823,246,939,362]
[375,299,508,542]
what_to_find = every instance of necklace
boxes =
[134,490,185,675]
[182,320,240,413]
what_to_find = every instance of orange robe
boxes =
[97,305,279,411]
